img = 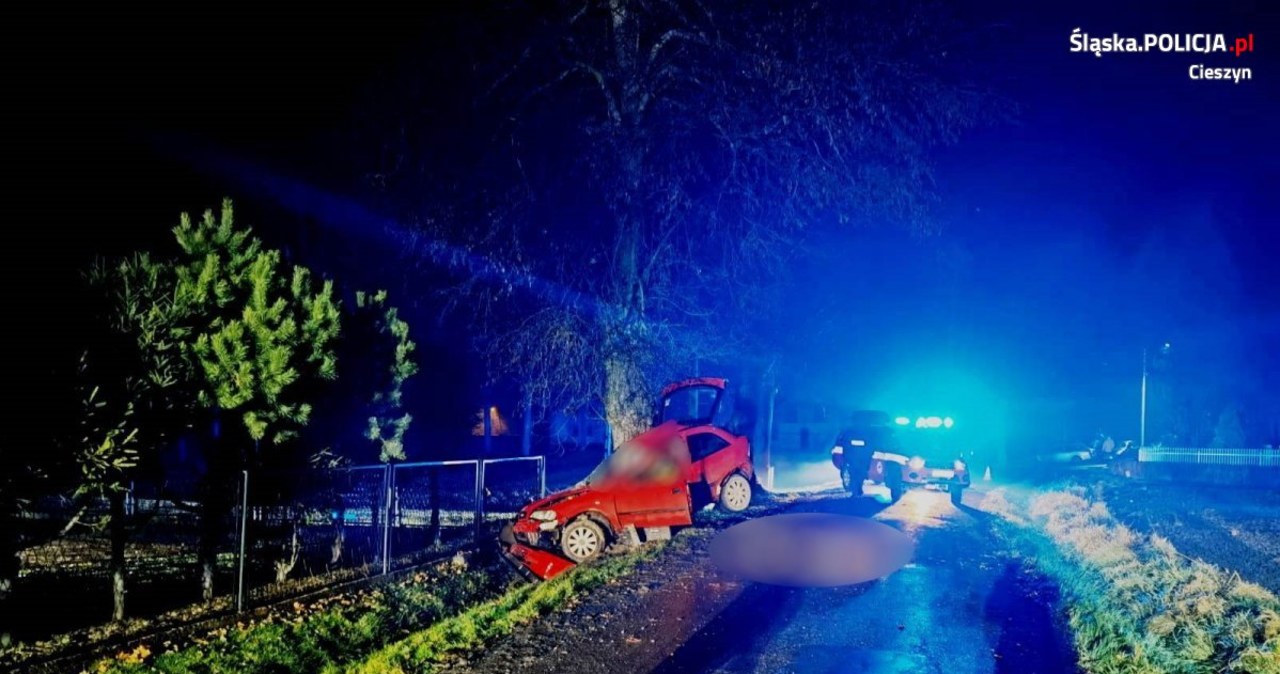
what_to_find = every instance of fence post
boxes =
[474,460,486,542]
[236,470,248,613]
[381,464,392,575]
[538,456,546,498]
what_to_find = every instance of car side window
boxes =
[686,432,731,461]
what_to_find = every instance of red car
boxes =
[500,377,756,579]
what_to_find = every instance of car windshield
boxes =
[661,385,720,424]
[583,440,686,486]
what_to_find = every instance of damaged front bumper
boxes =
[499,522,577,581]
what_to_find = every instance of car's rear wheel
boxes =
[560,518,606,563]
[719,473,753,512]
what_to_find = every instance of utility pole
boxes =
[765,383,778,490]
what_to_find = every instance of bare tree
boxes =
[365,0,991,446]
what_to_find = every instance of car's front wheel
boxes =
[718,473,753,512]
[560,518,607,563]
[886,469,904,503]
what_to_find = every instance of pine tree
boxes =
[71,200,350,601]
[168,199,341,598]
[174,200,341,448]
[357,290,419,463]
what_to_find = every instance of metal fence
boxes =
[235,456,546,609]
[5,456,545,646]
[1138,446,1280,467]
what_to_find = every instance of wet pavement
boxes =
[445,488,1078,674]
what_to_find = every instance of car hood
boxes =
[518,486,600,518]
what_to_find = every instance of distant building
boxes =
[471,406,511,437]
[771,398,843,460]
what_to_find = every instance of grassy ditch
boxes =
[90,543,664,674]
[90,558,505,674]
[984,488,1280,674]
[340,543,666,674]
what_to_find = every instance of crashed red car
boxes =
[500,377,755,580]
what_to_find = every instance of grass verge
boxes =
[90,542,665,674]
[339,544,667,674]
[89,559,507,674]
[984,487,1280,674]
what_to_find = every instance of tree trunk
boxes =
[0,505,19,645]
[273,521,299,583]
[329,497,345,567]
[198,487,221,602]
[604,353,650,449]
[199,411,225,603]
[575,414,587,450]
[198,503,218,603]
[482,399,493,455]
[109,490,127,622]
[521,389,534,457]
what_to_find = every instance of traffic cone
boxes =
[983,466,992,482]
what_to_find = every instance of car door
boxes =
[612,439,694,529]
[684,427,743,489]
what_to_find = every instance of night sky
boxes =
[6,2,1278,451]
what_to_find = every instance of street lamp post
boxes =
[1140,342,1171,449]
[1140,348,1148,448]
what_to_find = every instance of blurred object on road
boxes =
[709,513,913,587]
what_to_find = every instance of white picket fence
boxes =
[1138,446,1280,467]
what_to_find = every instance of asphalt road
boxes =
[446,487,1079,674]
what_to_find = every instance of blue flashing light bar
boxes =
[910,416,952,429]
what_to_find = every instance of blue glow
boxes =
[157,136,607,317]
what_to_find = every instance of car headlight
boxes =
[909,456,925,470]
[529,509,557,522]
[954,459,967,472]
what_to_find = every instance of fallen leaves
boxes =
[112,644,150,665]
